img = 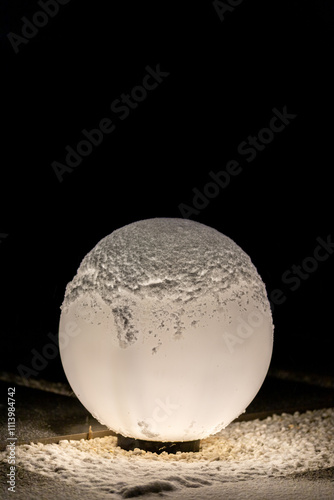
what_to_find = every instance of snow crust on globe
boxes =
[59,218,273,442]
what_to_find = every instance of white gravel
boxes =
[2,408,333,499]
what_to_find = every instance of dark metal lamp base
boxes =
[117,435,200,454]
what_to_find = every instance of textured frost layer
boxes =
[62,218,269,313]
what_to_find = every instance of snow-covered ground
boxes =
[2,408,333,499]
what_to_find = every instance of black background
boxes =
[1,0,333,383]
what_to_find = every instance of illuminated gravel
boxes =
[2,408,333,499]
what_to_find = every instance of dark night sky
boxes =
[1,0,333,382]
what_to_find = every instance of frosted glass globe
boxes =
[59,218,273,442]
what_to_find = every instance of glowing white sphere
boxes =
[59,218,273,442]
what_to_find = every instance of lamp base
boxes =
[116,435,200,454]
